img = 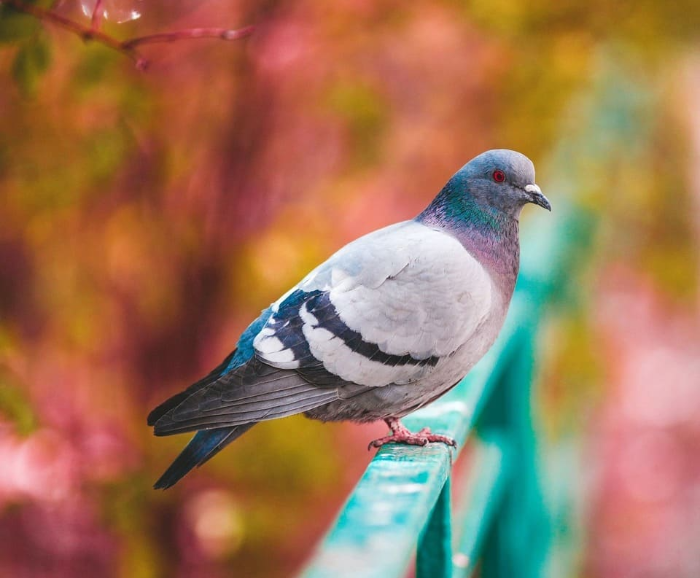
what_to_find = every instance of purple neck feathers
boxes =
[417,210,520,299]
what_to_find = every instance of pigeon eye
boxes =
[492,170,506,183]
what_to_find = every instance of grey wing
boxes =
[154,221,492,435]
[152,358,341,436]
[255,220,493,388]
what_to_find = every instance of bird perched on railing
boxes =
[148,149,551,489]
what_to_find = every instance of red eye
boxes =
[492,170,506,183]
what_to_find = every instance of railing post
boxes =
[452,433,513,576]
[416,477,452,578]
[479,325,550,578]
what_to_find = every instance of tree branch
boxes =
[1,0,253,70]
[123,26,255,49]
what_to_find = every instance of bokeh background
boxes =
[1,0,700,576]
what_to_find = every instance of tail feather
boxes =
[153,424,255,490]
[147,349,237,426]
[152,359,339,436]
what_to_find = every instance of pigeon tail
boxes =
[153,424,255,489]
[147,350,238,426]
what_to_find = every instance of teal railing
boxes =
[299,197,592,578]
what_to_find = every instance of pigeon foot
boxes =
[368,417,457,450]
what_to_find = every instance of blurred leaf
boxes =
[0,5,38,43]
[11,32,51,98]
[0,373,37,435]
[0,0,56,43]
[326,82,387,167]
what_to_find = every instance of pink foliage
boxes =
[588,267,700,577]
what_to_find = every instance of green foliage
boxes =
[0,0,55,43]
[539,310,602,438]
[0,370,37,435]
[637,103,698,302]
[11,32,51,98]
[326,81,388,168]
[0,5,38,43]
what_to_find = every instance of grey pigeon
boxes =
[149,149,551,489]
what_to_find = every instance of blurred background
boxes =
[1,0,700,576]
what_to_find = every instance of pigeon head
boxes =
[419,149,550,230]
[458,149,550,215]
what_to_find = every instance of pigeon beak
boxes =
[524,184,551,211]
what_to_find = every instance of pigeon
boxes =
[149,149,551,489]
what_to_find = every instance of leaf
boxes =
[11,33,51,98]
[0,375,37,436]
[0,4,39,43]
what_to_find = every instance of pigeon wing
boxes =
[153,221,492,435]
[152,358,340,435]
[254,220,493,388]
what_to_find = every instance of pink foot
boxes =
[368,418,457,450]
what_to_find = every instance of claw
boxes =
[368,417,457,451]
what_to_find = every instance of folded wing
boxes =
[152,221,492,437]
[254,220,493,387]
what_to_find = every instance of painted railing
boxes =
[299,197,592,578]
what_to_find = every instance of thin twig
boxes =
[90,0,104,32]
[123,26,255,49]
[0,0,253,70]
